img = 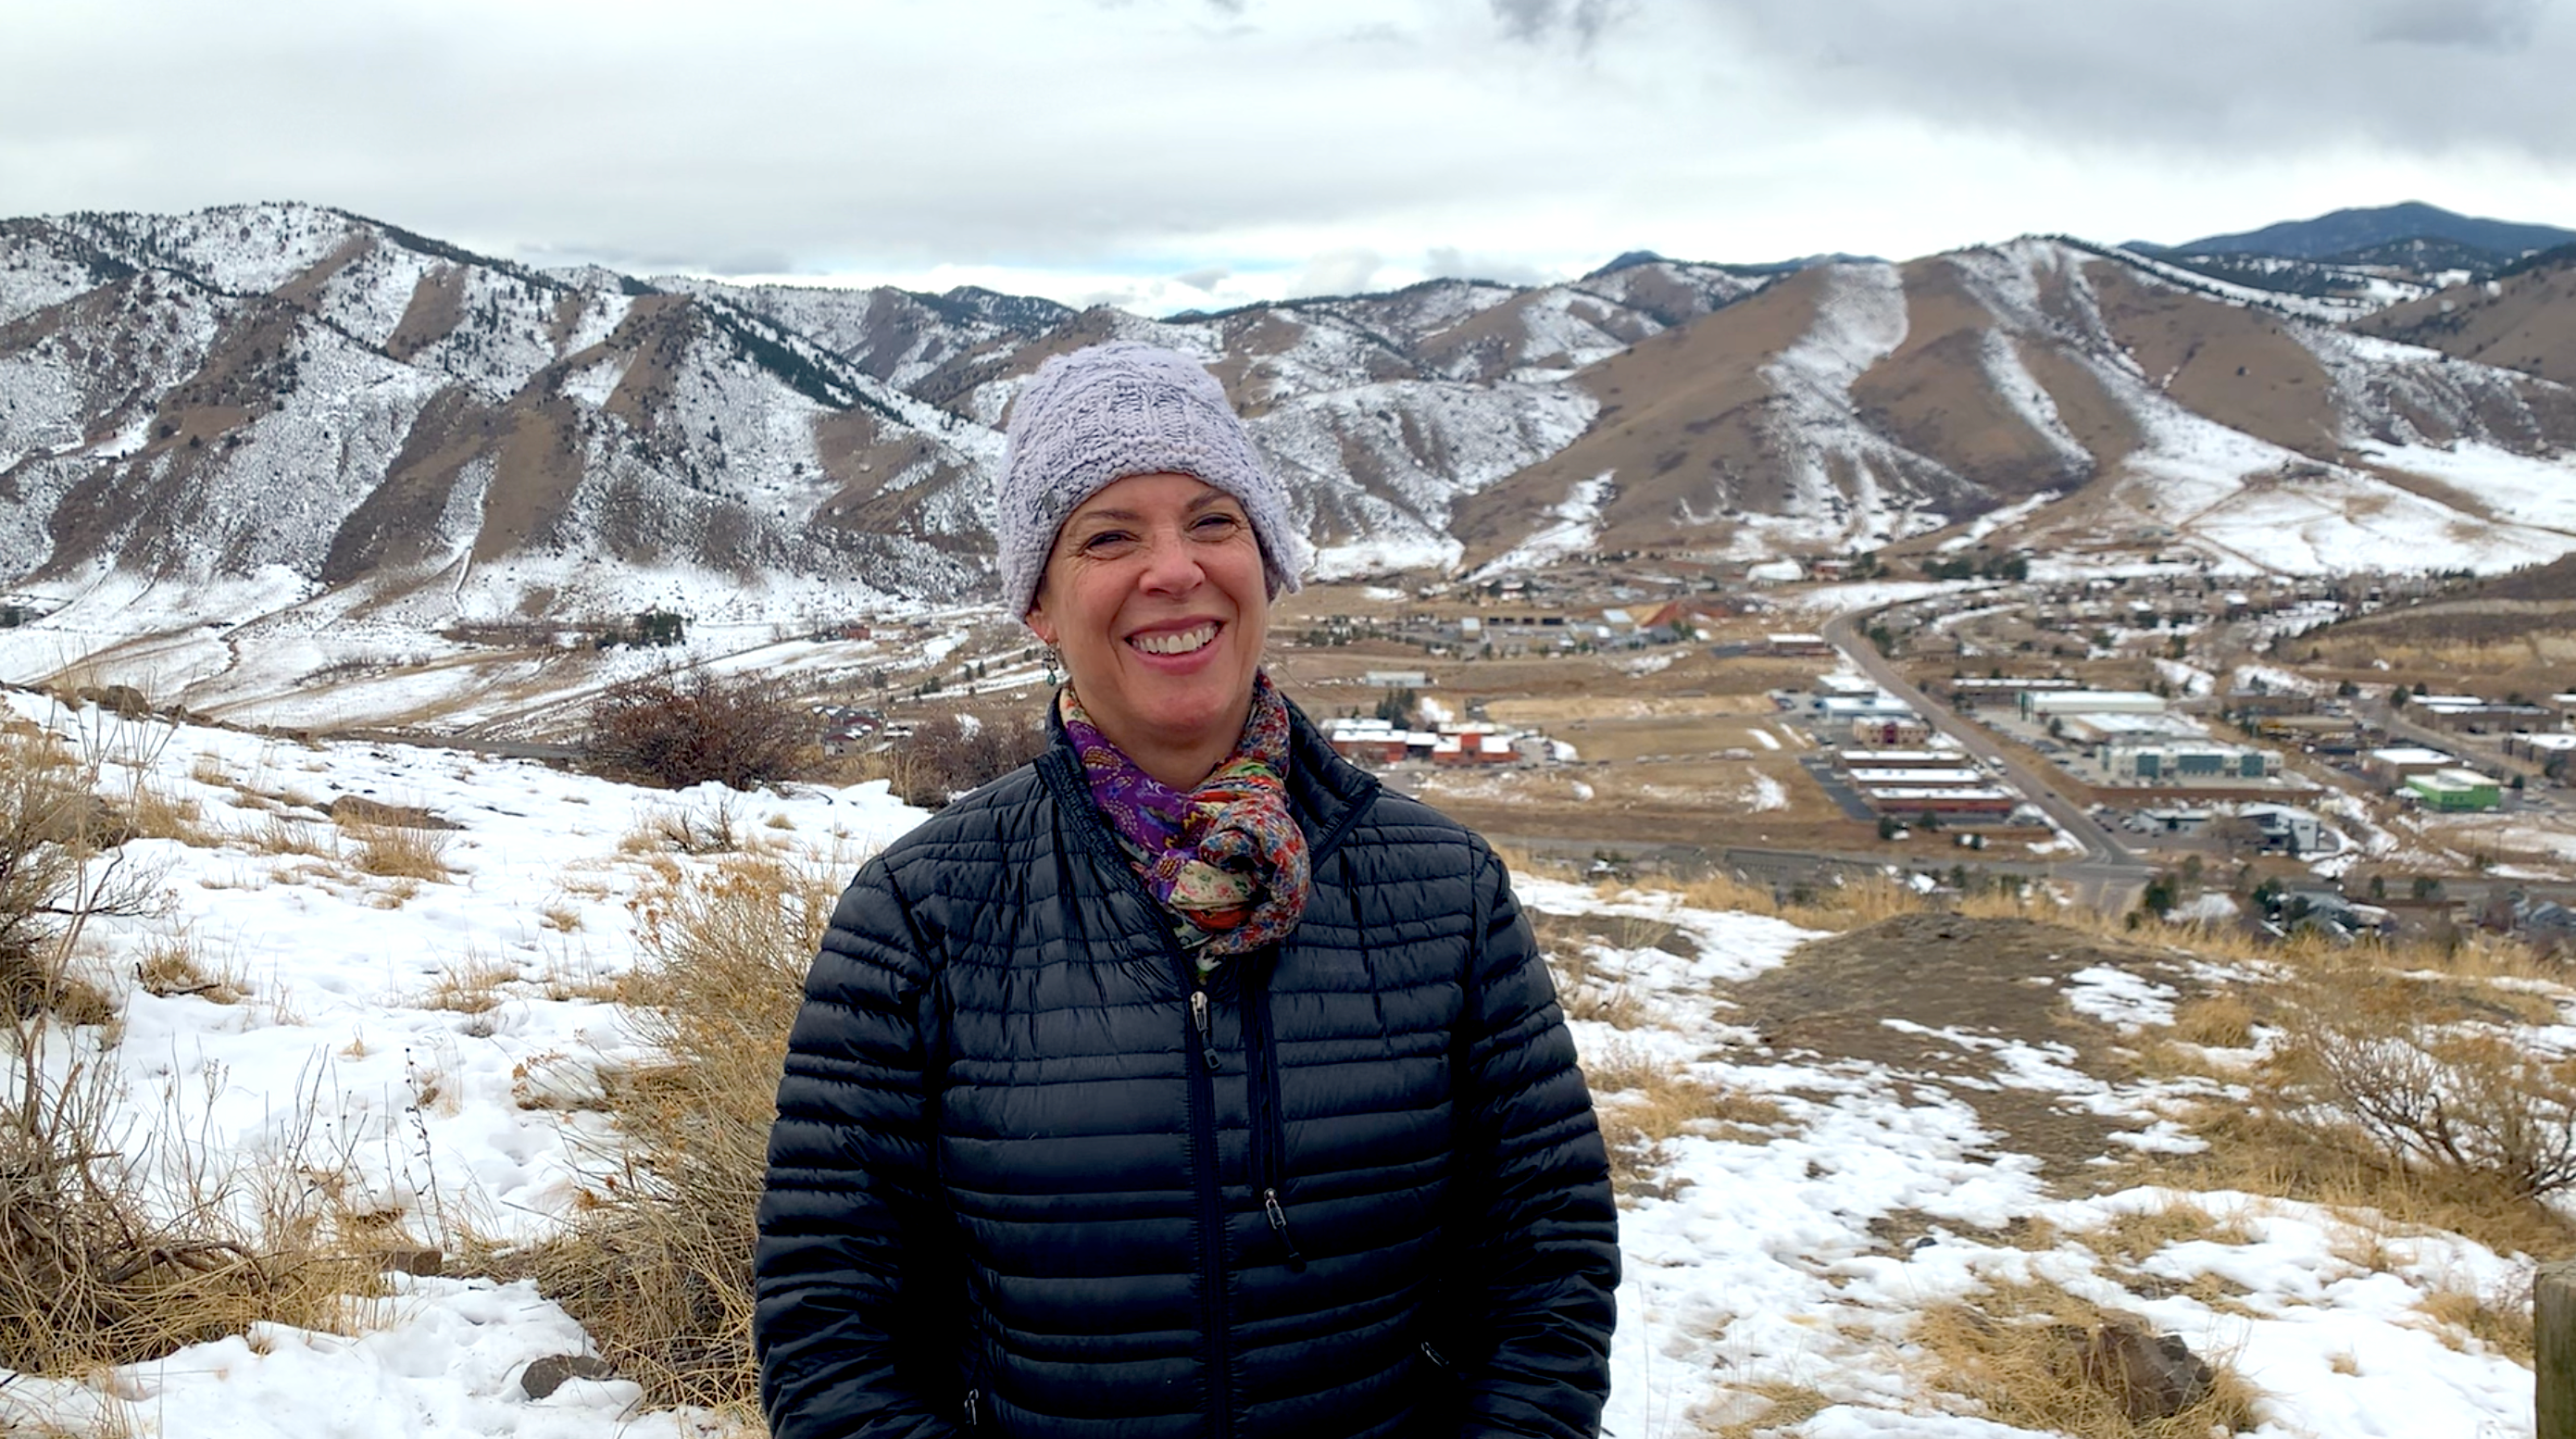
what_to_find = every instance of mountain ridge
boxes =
[5,201,2575,700]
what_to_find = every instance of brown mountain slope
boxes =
[1847,256,2089,496]
[2082,262,2342,459]
[1449,268,1828,558]
[2357,251,2576,384]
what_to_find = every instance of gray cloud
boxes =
[2367,0,2546,49]
[1492,0,1621,44]
[1685,0,2576,169]
[1174,267,1232,291]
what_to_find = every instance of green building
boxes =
[2405,769,2501,812]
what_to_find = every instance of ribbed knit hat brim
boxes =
[994,341,1309,619]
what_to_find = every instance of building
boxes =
[2405,769,2502,812]
[1817,694,1917,720]
[2411,696,2559,733]
[2020,690,2167,720]
[1861,785,2018,819]
[1848,767,1986,786]
[2368,746,2456,785]
[1848,715,1933,747]
[1767,632,1833,657]
[2238,803,2327,856]
[1431,728,1517,767]
[2098,743,2281,782]
[2058,711,2206,745]
[1361,670,1431,690]
[1322,718,1424,765]
[1952,676,2081,696]
[2506,732,2576,767]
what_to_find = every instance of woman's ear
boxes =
[1024,602,1057,647]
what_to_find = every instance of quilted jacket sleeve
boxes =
[755,858,961,1439]
[1457,845,1621,1438]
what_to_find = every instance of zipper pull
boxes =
[964,1388,980,1428]
[1262,1186,1307,1270]
[1190,987,1219,1071]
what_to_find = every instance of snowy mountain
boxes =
[6,202,2576,708]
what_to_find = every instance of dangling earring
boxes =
[1044,645,1062,685]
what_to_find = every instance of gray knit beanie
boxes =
[994,340,1309,619]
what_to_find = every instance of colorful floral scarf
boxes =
[1059,672,1311,969]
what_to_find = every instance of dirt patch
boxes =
[1732,914,2194,1184]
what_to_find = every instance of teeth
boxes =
[1132,623,1217,656]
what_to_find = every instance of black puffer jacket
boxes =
[756,705,1619,1438]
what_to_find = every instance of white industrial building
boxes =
[2020,690,2168,720]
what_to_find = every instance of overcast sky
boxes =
[8,0,2575,314]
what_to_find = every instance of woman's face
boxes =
[1026,471,1270,786]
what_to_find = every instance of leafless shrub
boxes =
[3,728,393,1375]
[886,711,1047,809]
[2273,977,2576,1203]
[583,671,813,792]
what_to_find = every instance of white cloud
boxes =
[1288,248,1387,298]
[2,0,2572,295]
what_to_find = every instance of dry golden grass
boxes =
[133,928,245,1006]
[420,953,517,1015]
[1708,1380,1835,1438]
[118,778,214,847]
[1911,1278,2262,1439]
[510,847,848,1416]
[2418,1276,2534,1363]
[2081,1200,2257,1270]
[244,811,336,859]
[2170,993,2256,1049]
[347,823,453,881]
[1582,1039,1794,1197]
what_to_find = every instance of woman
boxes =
[755,341,1619,1438]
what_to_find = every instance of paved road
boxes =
[1819,607,2155,915]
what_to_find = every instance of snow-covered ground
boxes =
[0,692,2546,1437]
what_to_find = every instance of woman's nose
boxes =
[1135,529,1205,593]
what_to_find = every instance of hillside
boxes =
[6,202,2576,727]
[2355,245,2576,384]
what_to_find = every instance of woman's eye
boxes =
[1080,531,1134,553]
[1194,513,1242,534]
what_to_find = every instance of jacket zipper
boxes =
[1240,958,1304,1270]
[1183,971,1234,1439]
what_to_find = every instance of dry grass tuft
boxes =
[347,823,453,881]
[1708,1380,1835,1438]
[2417,1275,2534,1363]
[509,848,849,1414]
[420,953,518,1015]
[620,797,747,857]
[1911,1277,2262,1439]
[1582,1041,1794,1199]
[2170,993,2256,1049]
[133,927,245,1006]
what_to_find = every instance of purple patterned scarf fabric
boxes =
[1059,672,1311,968]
